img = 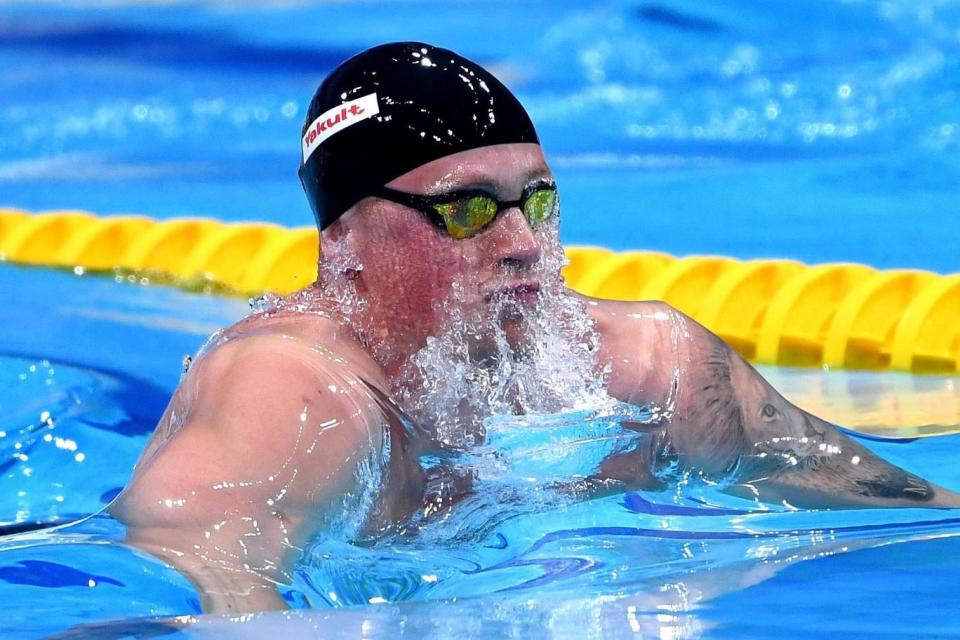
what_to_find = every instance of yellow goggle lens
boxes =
[434,196,499,239]
[523,188,556,226]
[432,188,556,239]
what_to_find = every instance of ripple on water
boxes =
[0,353,167,527]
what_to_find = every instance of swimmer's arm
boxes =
[669,315,960,509]
[112,335,387,611]
[595,299,960,508]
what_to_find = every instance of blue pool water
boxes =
[2,0,959,270]
[3,262,960,638]
[3,264,960,639]
[3,1,960,638]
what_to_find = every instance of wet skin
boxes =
[110,143,960,613]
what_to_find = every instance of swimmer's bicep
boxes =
[635,311,958,509]
[176,340,386,511]
[720,354,959,508]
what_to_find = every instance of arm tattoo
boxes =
[679,342,745,473]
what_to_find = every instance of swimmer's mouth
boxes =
[485,282,541,305]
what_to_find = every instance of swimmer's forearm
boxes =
[598,301,959,508]
[719,346,960,509]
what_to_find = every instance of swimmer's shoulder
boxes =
[567,291,696,402]
[116,312,391,527]
[568,290,674,340]
[132,309,391,460]
[199,308,388,392]
[575,292,720,358]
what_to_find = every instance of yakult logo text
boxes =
[301,93,379,163]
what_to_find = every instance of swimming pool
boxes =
[4,263,960,638]
[3,0,959,270]
[3,0,960,637]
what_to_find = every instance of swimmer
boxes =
[109,42,960,613]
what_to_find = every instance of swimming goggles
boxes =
[371,180,558,239]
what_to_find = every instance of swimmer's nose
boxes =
[492,207,541,269]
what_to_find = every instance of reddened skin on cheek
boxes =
[351,208,469,329]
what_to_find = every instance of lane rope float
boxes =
[2,208,957,374]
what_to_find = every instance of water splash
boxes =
[392,219,613,450]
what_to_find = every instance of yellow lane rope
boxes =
[2,208,958,374]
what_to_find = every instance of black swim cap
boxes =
[298,42,540,230]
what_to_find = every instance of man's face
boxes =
[336,143,559,360]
